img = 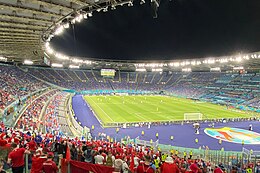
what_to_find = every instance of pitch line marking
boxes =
[88,97,115,122]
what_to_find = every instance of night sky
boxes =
[51,0,260,60]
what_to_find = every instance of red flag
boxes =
[130,148,135,172]
[66,145,71,161]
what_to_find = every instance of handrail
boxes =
[1,87,49,122]
[12,89,56,128]
[38,91,60,133]
[65,94,84,138]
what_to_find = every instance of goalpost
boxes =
[184,113,203,121]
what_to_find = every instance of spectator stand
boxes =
[1,87,49,127]
[38,91,65,134]
[13,89,58,129]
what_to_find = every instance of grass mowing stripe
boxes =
[87,96,115,122]
[84,95,257,124]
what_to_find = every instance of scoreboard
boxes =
[101,69,115,77]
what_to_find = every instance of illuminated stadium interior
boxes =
[0,0,260,172]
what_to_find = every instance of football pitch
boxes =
[84,95,255,124]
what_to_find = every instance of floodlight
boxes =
[210,67,221,72]
[75,14,83,22]
[236,57,242,62]
[103,7,108,12]
[83,13,88,19]
[51,63,63,68]
[152,68,163,72]
[24,60,33,65]
[136,68,146,72]
[128,1,133,6]
[0,56,7,62]
[55,53,69,60]
[69,65,80,69]
[54,25,64,35]
[111,5,116,10]
[63,23,70,29]
[233,66,244,70]
[46,47,54,54]
[182,68,191,72]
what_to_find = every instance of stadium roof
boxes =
[0,0,115,62]
[0,0,259,72]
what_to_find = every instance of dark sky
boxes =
[51,0,260,61]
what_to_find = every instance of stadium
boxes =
[0,0,260,173]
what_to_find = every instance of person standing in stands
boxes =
[136,155,155,173]
[7,143,30,173]
[161,156,179,173]
[42,152,58,173]
[31,150,46,173]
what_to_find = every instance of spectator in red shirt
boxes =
[214,166,223,173]
[161,156,180,173]
[7,143,30,173]
[136,155,154,173]
[42,152,58,173]
[31,150,47,173]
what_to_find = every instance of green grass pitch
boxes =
[84,95,255,124]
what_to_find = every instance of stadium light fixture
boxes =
[75,14,83,22]
[152,68,163,72]
[72,58,83,63]
[243,55,249,60]
[24,60,33,65]
[63,23,70,29]
[103,7,108,12]
[191,61,196,66]
[236,56,242,62]
[83,60,92,65]
[69,65,80,69]
[51,63,63,68]
[219,58,228,63]
[0,56,7,62]
[180,62,186,66]
[88,12,93,17]
[45,42,50,47]
[55,53,69,60]
[136,68,146,72]
[182,68,191,72]
[140,0,145,4]
[83,13,88,19]
[128,1,133,6]
[111,5,116,10]
[173,62,180,67]
[233,66,244,70]
[54,25,64,35]
[210,67,221,72]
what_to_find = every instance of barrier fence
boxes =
[1,145,260,173]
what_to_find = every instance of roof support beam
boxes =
[0,27,42,34]
[0,21,46,30]
[0,32,40,37]
[0,3,63,19]
[0,14,53,24]
[29,0,75,12]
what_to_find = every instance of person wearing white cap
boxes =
[160,156,180,173]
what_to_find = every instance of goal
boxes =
[184,113,203,121]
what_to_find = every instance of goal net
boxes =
[184,113,203,121]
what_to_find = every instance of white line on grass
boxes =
[88,97,115,122]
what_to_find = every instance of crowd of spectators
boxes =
[0,121,259,173]
[0,65,47,110]
[15,90,58,132]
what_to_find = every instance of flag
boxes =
[65,145,71,161]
